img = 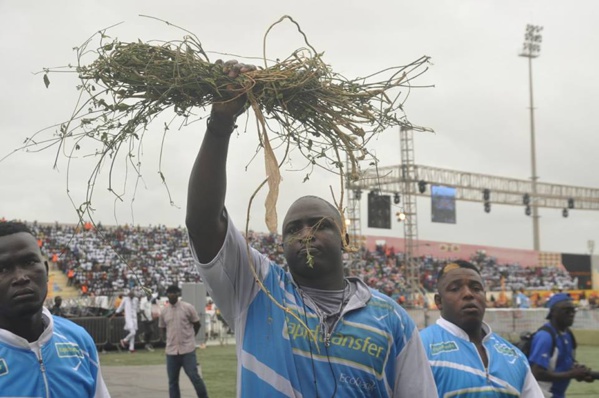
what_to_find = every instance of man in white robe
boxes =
[114,290,139,352]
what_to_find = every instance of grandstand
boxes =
[0,218,596,350]
[16,220,595,304]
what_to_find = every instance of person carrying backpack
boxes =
[528,292,596,397]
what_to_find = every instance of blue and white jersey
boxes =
[0,307,110,398]
[190,211,437,398]
[420,318,543,398]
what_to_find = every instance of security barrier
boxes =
[70,317,110,348]
[65,308,599,347]
[409,308,599,338]
[66,316,163,349]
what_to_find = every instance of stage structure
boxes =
[345,127,599,305]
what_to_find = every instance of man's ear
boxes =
[434,293,442,310]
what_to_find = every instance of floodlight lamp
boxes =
[393,193,401,204]
[483,189,490,201]
[523,193,530,206]
[484,202,491,213]
[525,205,531,216]
[354,189,362,201]
[568,198,574,209]
[418,180,427,194]
[396,211,406,222]
[562,208,569,218]
[521,24,543,57]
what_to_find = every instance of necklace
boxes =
[331,279,349,317]
[298,279,350,319]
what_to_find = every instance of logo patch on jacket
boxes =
[0,358,8,376]
[55,343,84,358]
[430,341,459,355]
[494,343,518,358]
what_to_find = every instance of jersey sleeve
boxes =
[520,367,544,398]
[393,316,438,397]
[93,365,111,398]
[188,209,271,330]
[528,330,554,369]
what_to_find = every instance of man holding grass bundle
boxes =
[185,60,437,397]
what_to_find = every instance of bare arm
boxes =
[531,363,591,382]
[185,60,255,263]
[193,321,201,336]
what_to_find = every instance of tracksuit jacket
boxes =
[0,307,110,397]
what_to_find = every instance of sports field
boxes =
[100,344,599,397]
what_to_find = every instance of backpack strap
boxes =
[538,324,577,355]
[537,325,557,356]
[567,327,577,350]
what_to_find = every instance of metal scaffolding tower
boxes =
[345,191,362,250]
[398,126,421,301]
[345,156,363,252]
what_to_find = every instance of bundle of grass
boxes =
[12,16,433,343]
[20,15,431,235]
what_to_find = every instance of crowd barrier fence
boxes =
[67,308,599,348]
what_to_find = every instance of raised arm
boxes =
[185,60,255,263]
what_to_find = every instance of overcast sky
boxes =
[1,0,598,255]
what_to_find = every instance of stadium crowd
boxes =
[17,221,579,305]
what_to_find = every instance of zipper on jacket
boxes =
[36,344,50,398]
[472,341,491,384]
[323,306,348,348]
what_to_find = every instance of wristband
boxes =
[207,113,237,135]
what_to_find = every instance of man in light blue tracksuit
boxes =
[420,260,543,397]
[0,221,110,397]
[185,60,438,398]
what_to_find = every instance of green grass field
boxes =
[100,345,599,397]
[101,345,238,397]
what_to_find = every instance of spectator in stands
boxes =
[185,60,436,397]
[159,284,208,398]
[113,293,123,310]
[488,293,497,308]
[49,295,65,317]
[578,292,589,310]
[516,287,531,309]
[588,293,598,309]
[112,289,139,353]
[0,221,110,397]
[67,267,75,286]
[420,260,543,397]
[528,293,595,397]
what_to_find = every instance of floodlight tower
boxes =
[519,24,543,251]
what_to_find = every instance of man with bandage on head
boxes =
[420,260,543,397]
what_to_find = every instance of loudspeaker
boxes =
[367,192,391,229]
